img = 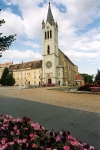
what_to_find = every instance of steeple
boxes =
[46,1,53,25]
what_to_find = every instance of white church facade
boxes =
[42,2,78,85]
[9,2,80,86]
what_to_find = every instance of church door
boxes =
[48,79,51,84]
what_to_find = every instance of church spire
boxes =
[46,1,53,25]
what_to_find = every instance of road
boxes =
[0,95,100,150]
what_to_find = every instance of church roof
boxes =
[46,2,53,25]
[9,60,42,71]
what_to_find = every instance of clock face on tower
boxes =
[46,61,52,68]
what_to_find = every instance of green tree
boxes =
[0,67,9,85]
[0,9,16,57]
[5,73,15,86]
[81,73,93,83]
[95,69,100,85]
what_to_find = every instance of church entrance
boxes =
[58,81,61,85]
[48,79,51,84]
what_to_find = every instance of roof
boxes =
[58,49,75,66]
[46,2,53,25]
[9,60,42,71]
[75,74,84,80]
[0,62,13,67]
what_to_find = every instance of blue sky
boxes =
[0,0,100,75]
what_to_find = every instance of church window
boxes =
[47,45,50,54]
[59,73,60,76]
[45,32,46,39]
[48,31,49,39]
[50,30,52,38]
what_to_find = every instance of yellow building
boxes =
[9,60,42,86]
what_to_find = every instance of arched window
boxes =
[50,30,52,38]
[48,31,49,39]
[47,45,50,54]
[45,32,46,39]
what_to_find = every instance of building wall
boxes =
[59,50,78,85]
[13,68,42,86]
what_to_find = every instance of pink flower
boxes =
[55,136,60,142]
[1,139,6,145]
[71,141,79,146]
[26,143,29,147]
[40,146,44,149]
[16,129,20,135]
[63,146,70,150]
[46,148,52,150]
[24,127,28,130]
[9,142,14,145]
[14,125,17,130]
[29,133,34,138]
[32,144,37,148]
[10,131,14,135]
[22,138,27,143]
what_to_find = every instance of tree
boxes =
[0,67,9,85]
[95,69,100,85]
[0,9,16,57]
[5,73,15,86]
[81,73,93,83]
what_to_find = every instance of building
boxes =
[9,60,42,86]
[42,2,78,85]
[9,2,81,86]
[0,62,13,78]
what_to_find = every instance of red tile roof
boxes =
[76,74,84,80]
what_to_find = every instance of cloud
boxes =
[1,49,42,64]
[0,8,23,37]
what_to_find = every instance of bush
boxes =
[5,74,15,86]
[78,83,100,91]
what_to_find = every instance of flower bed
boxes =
[0,114,94,150]
[42,84,55,87]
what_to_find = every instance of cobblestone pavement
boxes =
[0,86,100,113]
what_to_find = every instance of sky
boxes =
[0,0,100,75]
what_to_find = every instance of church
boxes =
[42,2,78,85]
[9,2,83,86]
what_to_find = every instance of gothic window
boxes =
[48,31,49,39]
[50,30,52,38]
[47,45,50,54]
[45,32,46,39]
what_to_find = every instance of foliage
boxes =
[0,114,94,150]
[80,73,93,83]
[5,73,15,86]
[0,67,9,85]
[0,9,16,57]
[95,69,100,85]
[0,67,15,86]
[78,83,100,91]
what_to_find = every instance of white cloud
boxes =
[0,9,23,37]
[1,49,42,64]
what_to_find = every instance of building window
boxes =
[45,32,46,39]
[50,30,52,38]
[59,73,60,76]
[34,81,36,84]
[39,76,40,78]
[34,76,36,79]
[48,31,49,39]
[47,45,50,54]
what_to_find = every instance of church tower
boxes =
[42,2,59,84]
